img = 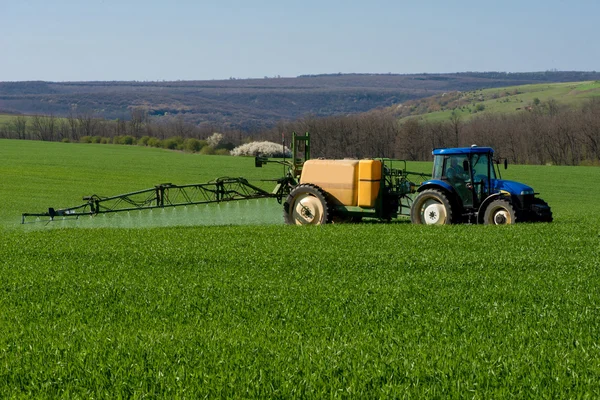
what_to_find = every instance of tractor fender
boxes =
[416,180,462,219]
[417,180,456,195]
[477,192,511,224]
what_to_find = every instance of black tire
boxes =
[483,199,517,225]
[410,189,453,225]
[531,198,553,222]
[283,184,330,225]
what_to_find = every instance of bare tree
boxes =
[397,118,427,160]
[580,98,600,161]
[129,107,147,138]
[77,112,99,138]
[8,115,28,139]
[67,110,80,141]
[449,110,462,147]
[30,114,56,141]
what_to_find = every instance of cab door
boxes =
[469,153,493,207]
[441,155,473,208]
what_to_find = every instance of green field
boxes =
[1,140,600,397]
[404,80,600,123]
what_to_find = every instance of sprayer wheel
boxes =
[283,184,331,225]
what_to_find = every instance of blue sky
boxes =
[1,0,598,81]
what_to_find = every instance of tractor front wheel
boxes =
[483,199,517,225]
[283,184,330,225]
[411,189,453,225]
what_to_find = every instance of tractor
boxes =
[410,146,552,225]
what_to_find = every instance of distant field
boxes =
[401,80,600,123]
[1,140,600,397]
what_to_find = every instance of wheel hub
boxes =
[292,194,323,225]
[493,210,509,225]
[301,207,312,218]
[423,200,446,225]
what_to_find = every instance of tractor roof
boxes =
[432,146,494,156]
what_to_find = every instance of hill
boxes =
[381,80,600,122]
[2,71,600,131]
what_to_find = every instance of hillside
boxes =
[2,71,600,131]
[382,80,600,123]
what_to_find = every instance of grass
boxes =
[1,139,600,397]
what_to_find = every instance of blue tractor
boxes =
[411,146,552,225]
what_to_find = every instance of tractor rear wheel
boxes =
[411,189,453,225]
[483,199,517,225]
[283,184,330,225]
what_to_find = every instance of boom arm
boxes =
[21,177,287,224]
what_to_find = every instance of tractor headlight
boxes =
[520,189,534,195]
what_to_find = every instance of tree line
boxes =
[2,99,600,165]
[0,109,242,154]
[259,98,600,165]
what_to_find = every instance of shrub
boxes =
[138,136,151,146]
[231,141,291,157]
[112,135,135,145]
[147,137,162,148]
[206,132,223,148]
[215,142,235,151]
[183,138,207,153]
[100,137,111,144]
[163,136,184,150]
[215,148,230,156]
[200,146,216,155]
[120,135,135,145]
[80,136,93,143]
[91,136,102,144]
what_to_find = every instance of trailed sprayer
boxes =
[22,132,552,225]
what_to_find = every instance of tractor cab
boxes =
[432,146,498,210]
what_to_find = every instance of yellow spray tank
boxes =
[284,152,420,225]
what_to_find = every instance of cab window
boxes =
[432,155,443,179]
[471,153,495,180]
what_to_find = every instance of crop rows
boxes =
[1,221,600,398]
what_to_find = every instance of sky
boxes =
[0,0,598,82]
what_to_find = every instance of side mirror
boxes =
[504,159,508,170]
